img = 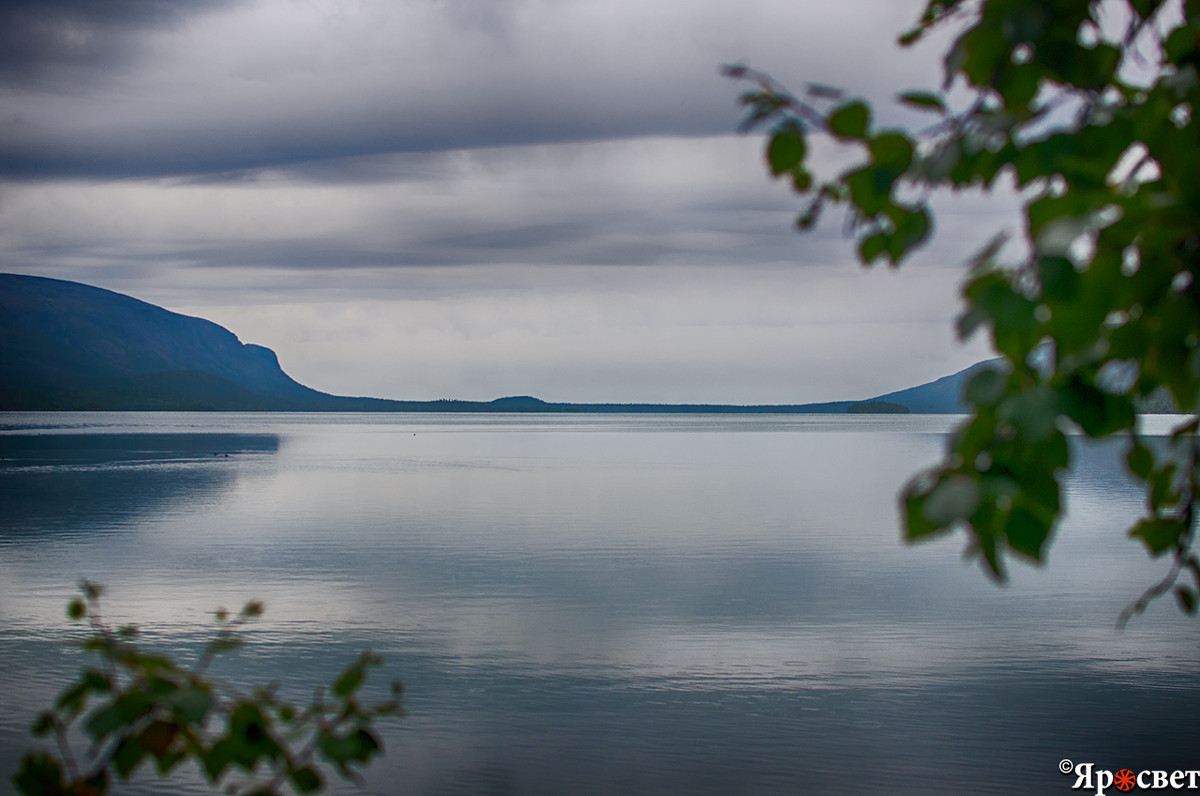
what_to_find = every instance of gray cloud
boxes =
[0,135,862,276]
[0,0,1020,403]
[0,0,939,179]
[0,0,233,89]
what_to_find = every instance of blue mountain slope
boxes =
[0,273,343,410]
[865,360,1003,413]
[1,271,1005,413]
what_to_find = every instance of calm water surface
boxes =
[1,412,1197,795]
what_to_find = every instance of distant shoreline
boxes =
[0,273,971,414]
[2,397,927,414]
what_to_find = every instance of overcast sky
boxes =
[0,0,1010,403]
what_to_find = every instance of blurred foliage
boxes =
[729,0,1200,624]
[14,582,402,795]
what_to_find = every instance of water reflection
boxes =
[0,414,1197,795]
[0,433,279,540]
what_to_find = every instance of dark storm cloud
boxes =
[4,130,990,284]
[0,0,939,180]
[0,0,232,88]
[0,80,740,180]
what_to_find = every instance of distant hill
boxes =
[0,272,1019,414]
[0,273,390,411]
[861,360,1001,413]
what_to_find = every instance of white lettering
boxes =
[1061,761,1200,792]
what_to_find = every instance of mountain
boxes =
[860,359,1190,414]
[0,273,380,411]
[1,272,988,413]
[860,359,1001,413]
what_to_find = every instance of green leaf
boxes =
[828,101,870,139]
[955,23,1009,87]
[1005,505,1052,561]
[886,205,931,262]
[12,754,66,796]
[291,766,324,793]
[767,128,806,176]
[81,770,110,794]
[796,202,821,230]
[903,490,943,540]
[1006,387,1059,442]
[66,599,86,621]
[997,63,1041,109]
[966,368,1008,406]
[730,0,1200,620]
[956,307,988,340]
[868,133,915,173]
[1149,464,1180,512]
[203,738,234,779]
[1163,23,1199,62]
[922,474,981,525]
[319,728,381,771]
[319,732,357,765]
[168,687,213,725]
[1038,430,1071,472]
[846,167,892,216]
[1126,442,1154,479]
[965,275,1039,359]
[1176,587,1198,616]
[1186,556,1200,584]
[56,670,112,715]
[85,692,152,742]
[1130,517,1185,556]
[333,666,363,697]
[113,734,148,779]
[128,654,175,673]
[976,526,1005,580]
[859,233,887,263]
[138,720,178,755]
[31,712,55,737]
[55,683,90,715]
[226,703,279,768]
[155,750,186,776]
[1059,377,1134,437]
[1038,257,1079,302]
[898,90,946,112]
[355,728,381,758]
[146,675,180,697]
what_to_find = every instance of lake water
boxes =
[1,412,1197,795]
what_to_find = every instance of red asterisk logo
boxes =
[1114,769,1136,791]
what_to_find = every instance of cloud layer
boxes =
[2,0,942,177]
[0,0,1011,402]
